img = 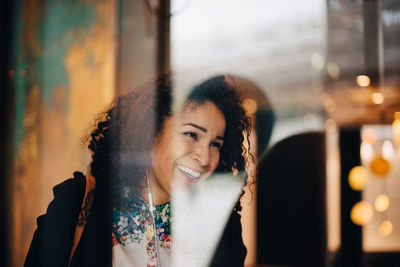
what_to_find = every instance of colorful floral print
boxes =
[112,197,172,264]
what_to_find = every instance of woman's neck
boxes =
[140,175,170,206]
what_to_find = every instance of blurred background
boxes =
[1,0,400,266]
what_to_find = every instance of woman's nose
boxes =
[192,143,210,167]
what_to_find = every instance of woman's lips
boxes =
[177,164,202,182]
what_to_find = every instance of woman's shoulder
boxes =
[24,171,89,266]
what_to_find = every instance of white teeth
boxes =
[177,165,201,179]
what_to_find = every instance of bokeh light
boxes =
[382,140,395,160]
[325,119,337,133]
[348,166,368,191]
[327,62,340,79]
[8,70,14,77]
[369,155,391,177]
[311,53,325,70]
[356,75,370,87]
[379,220,393,237]
[242,98,258,115]
[350,201,373,226]
[362,128,376,144]
[360,141,374,164]
[393,112,400,145]
[372,92,384,104]
[375,194,390,212]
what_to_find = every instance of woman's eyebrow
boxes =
[183,123,207,132]
[183,123,224,141]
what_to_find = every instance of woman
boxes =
[25,74,251,267]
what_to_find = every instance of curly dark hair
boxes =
[86,73,251,209]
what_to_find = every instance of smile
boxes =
[177,165,201,179]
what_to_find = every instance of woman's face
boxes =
[148,101,226,204]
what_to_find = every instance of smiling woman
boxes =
[24,73,252,267]
[150,101,226,204]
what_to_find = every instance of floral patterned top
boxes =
[112,197,172,267]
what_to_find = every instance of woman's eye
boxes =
[211,142,222,150]
[183,132,198,140]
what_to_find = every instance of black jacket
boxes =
[24,172,246,267]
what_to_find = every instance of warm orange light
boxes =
[372,92,384,104]
[369,155,391,177]
[379,220,393,237]
[362,128,376,144]
[375,194,390,212]
[242,98,258,115]
[393,112,400,145]
[356,75,370,87]
[348,166,368,191]
[350,201,373,226]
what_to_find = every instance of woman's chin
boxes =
[172,169,200,193]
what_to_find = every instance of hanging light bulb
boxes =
[350,201,373,226]
[369,155,391,177]
[375,194,390,212]
[379,220,393,237]
[348,166,368,191]
[393,112,400,146]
